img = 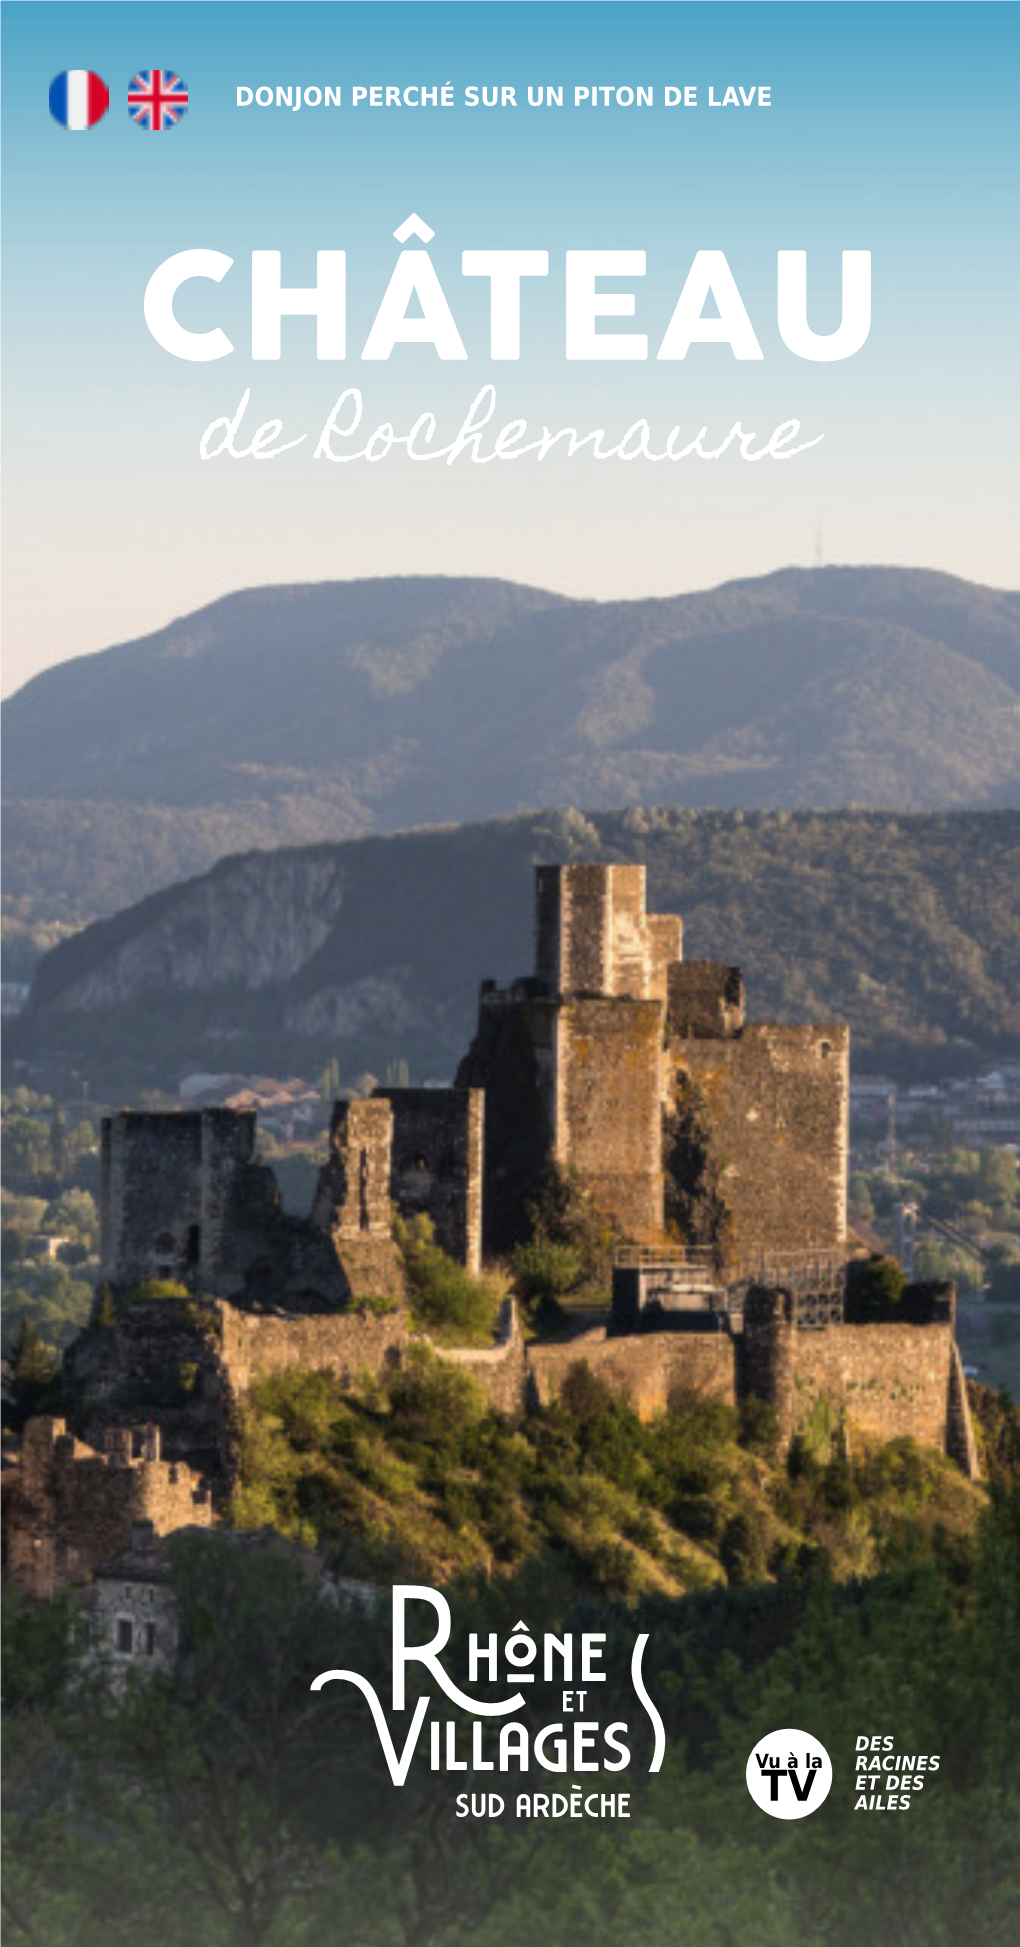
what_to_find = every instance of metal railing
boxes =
[725,1249,846,1299]
[614,1244,714,1270]
[613,1243,847,1329]
[615,1243,844,1287]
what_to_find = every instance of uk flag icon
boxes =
[127,70,189,130]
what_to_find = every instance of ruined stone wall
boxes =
[63,1296,231,1477]
[381,1087,484,1273]
[217,1296,735,1423]
[199,1111,265,1288]
[101,1108,282,1298]
[101,1104,409,1316]
[4,1417,212,1600]
[438,1339,532,1416]
[99,1108,343,1307]
[791,1323,957,1453]
[313,1100,393,1242]
[669,1024,849,1261]
[102,1112,214,1290]
[646,914,684,998]
[61,1284,973,1500]
[216,1302,965,1458]
[217,1305,408,1394]
[555,998,666,1243]
[310,1099,405,1300]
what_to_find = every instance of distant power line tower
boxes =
[814,521,824,569]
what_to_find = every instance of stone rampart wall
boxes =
[214,1300,968,1463]
[527,1329,735,1418]
[216,1303,737,1421]
[790,1322,956,1452]
[217,1305,409,1393]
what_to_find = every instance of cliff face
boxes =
[36,852,351,1009]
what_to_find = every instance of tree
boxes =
[844,1255,906,1322]
[3,1321,60,1431]
[44,1189,99,1249]
[49,1110,71,1180]
[979,1147,1019,1208]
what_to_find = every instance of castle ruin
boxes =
[97,862,847,1296]
[5,864,980,1598]
[4,1416,213,1602]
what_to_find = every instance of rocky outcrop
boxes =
[31,850,350,1009]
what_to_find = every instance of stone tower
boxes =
[460,862,849,1266]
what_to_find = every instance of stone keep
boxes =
[460,861,849,1265]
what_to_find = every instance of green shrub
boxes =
[395,1217,499,1345]
[3,1320,61,1430]
[511,1236,585,1309]
[354,1292,399,1317]
[523,1164,615,1289]
[386,1350,484,1460]
[845,1256,907,1322]
[787,1434,823,1485]
[658,1392,740,1496]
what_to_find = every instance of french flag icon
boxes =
[49,70,110,130]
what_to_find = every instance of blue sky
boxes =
[2,2,1018,690]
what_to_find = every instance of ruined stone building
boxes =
[100,1098,406,1310]
[3,1416,213,1602]
[98,1087,483,1308]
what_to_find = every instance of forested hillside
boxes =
[14,808,1020,1088]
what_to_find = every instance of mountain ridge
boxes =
[4,566,1019,924]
